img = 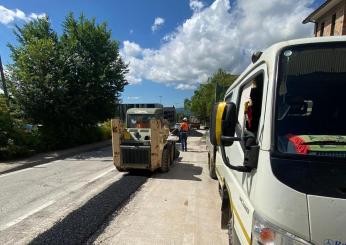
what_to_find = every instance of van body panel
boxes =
[254,152,310,240]
[308,196,346,244]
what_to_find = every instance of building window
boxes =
[331,14,336,36]
[320,22,325,36]
[314,22,319,37]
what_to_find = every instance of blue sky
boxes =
[0,0,324,107]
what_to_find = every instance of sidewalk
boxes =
[0,140,111,175]
[92,136,228,245]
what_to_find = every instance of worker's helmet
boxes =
[183,117,187,121]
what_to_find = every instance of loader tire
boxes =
[170,143,175,165]
[160,148,170,173]
[116,166,126,172]
[174,145,180,160]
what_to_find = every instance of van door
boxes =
[217,64,268,244]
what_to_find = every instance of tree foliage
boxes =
[0,95,12,147]
[8,15,128,148]
[189,69,237,121]
[0,95,40,159]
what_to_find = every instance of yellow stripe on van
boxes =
[231,200,251,244]
[215,102,226,145]
[224,183,251,244]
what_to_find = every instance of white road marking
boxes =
[0,200,55,231]
[0,159,65,178]
[0,156,112,179]
[88,168,115,183]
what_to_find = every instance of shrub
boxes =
[0,96,41,159]
[98,120,112,140]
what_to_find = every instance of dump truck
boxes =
[111,107,179,172]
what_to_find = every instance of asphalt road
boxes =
[91,134,228,245]
[0,146,148,245]
[0,131,219,245]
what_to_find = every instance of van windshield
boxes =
[275,43,346,158]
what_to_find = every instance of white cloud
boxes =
[190,0,205,12]
[0,5,46,25]
[151,17,165,32]
[176,84,197,90]
[122,41,143,57]
[28,12,46,20]
[127,96,141,100]
[121,0,314,90]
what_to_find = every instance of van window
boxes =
[237,73,264,138]
[275,43,346,158]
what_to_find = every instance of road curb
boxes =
[0,140,112,175]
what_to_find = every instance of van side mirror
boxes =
[210,102,252,173]
[209,102,240,146]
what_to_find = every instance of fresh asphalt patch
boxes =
[29,173,149,245]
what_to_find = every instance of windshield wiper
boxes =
[302,141,346,145]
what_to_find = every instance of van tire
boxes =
[228,213,241,245]
[160,148,170,172]
[221,189,230,229]
[208,149,217,179]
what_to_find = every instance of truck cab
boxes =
[209,36,346,245]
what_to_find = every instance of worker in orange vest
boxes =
[180,117,189,151]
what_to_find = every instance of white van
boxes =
[208,36,346,245]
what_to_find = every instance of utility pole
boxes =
[159,96,162,105]
[0,55,9,106]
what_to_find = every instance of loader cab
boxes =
[125,108,163,141]
[111,107,176,172]
[210,37,346,245]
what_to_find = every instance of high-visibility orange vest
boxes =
[180,122,189,132]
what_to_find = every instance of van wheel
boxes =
[208,150,217,179]
[160,148,170,172]
[228,211,241,245]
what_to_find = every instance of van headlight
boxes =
[252,212,311,245]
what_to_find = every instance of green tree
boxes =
[190,69,237,122]
[60,14,128,126]
[0,95,12,148]
[184,98,191,112]
[0,95,39,159]
[8,15,128,148]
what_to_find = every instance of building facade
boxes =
[303,0,346,36]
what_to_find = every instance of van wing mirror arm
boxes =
[221,136,241,143]
[220,145,252,172]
